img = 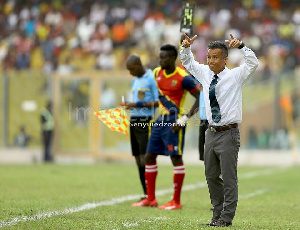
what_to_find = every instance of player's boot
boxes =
[158,200,182,210]
[131,198,158,207]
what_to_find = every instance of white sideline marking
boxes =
[0,168,285,228]
[123,217,169,227]
[239,189,268,199]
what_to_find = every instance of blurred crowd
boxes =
[0,0,299,81]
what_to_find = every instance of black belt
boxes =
[208,123,238,132]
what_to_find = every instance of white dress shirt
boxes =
[180,45,259,126]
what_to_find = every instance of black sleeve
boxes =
[41,115,46,124]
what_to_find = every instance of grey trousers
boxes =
[204,127,240,223]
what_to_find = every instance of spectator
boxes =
[95,51,115,70]
[14,126,31,147]
[247,128,258,149]
[257,128,271,149]
[56,56,75,75]
[41,101,54,162]
[76,16,95,47]
[0,0,298,80]
[24,15,36,37]
[100,82,117,109]
[16,52,30,69]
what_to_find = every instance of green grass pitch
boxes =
[0,163,299,229]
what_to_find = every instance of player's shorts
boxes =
[146,114,186,156]
[130,116,153,156]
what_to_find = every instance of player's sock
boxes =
[173,164,185,204]
[138,166,147,195]
[145,163,158,201]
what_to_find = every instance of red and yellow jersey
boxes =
[153,66,198,115]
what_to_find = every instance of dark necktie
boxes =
[209,75,221,123]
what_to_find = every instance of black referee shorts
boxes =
[130,116,153,156]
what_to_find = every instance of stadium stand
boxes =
[0,0,299,153]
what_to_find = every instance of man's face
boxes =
[159,50,174,70]
[126,63,139,77]
[207,48,228,74]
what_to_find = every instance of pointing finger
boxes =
[225,40,230,43]
[230,33,234,40]
[190,35,198,42]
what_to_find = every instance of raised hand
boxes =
[225,34,242,48]
[182,33,198,48]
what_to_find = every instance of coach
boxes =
[180,33,259,227]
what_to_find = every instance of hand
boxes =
[171,123,183,133]
[119,102,135,109]
[225,33,242,48]
[171,115,188,133]
[182,33,198,48]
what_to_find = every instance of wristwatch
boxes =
[238,41,245,49]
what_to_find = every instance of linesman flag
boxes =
[95,107,129,135]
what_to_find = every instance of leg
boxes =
[43,131,52,162]
[143,124,164,202]
[204,130,224,221]
[134,155,146,196]
[158,124,186,210]
[131,153,158,207]
[131,122,163,207]
[170,155,185,206]
[48,131,53,161]
[135,119,152,196]
[215,128,240,223]
[145,153,158,200]
[42,132,47,161]
[130,123,148,196]
[170,155,183,166]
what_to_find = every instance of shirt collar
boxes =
[217,67,228,78]
[212,67,228,79]
[138,69,151,79]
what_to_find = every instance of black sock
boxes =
[138,166,146,195]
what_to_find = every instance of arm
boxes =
[180,34,205,84]
[41,114,46,124]
[225,34,259,83]
[171,75,200,132]
[237,46,259,82]
[186,88,200,118]
[147,74,159,108]
[171,88,200,133]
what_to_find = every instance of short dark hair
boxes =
[208,41,228,58]
[160,44,178,59]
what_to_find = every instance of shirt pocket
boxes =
[137,88,150,100]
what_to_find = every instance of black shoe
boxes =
[206,219,218,226]
[210,219,232,227]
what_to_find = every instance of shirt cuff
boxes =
[239,46,248,55]
[181,46,191,54]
